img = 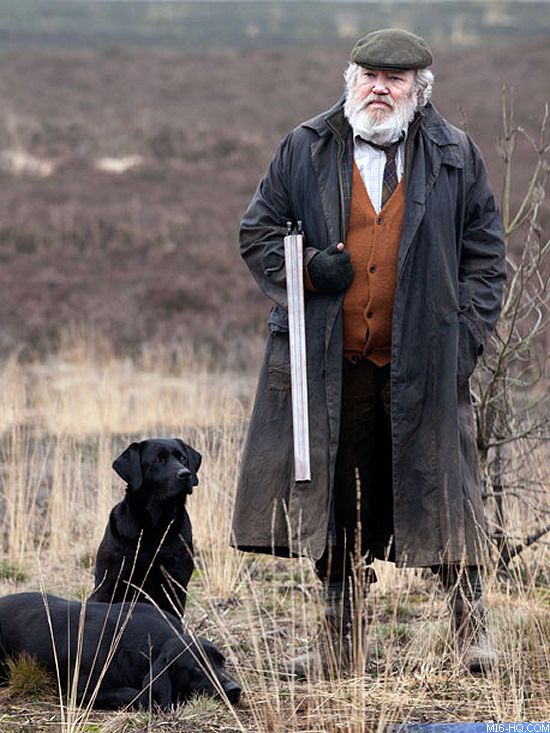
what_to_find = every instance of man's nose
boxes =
[372,76,389,94]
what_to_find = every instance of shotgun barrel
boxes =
[284,221,311,482]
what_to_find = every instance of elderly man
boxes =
[232,29,506,676]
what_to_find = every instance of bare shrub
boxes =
[473,92,550,577]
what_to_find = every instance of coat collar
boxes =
[302,94,348,140]
[418,103,460,147]
[419,104,464,169]
[303,98,462,156]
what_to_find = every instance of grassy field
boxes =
[0,339,549,732]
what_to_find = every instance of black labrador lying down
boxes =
[89,438,201,614]
[0,593,241,710]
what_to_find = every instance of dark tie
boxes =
[380,140,400,208]
[366,135,404,208]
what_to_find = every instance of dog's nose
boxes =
[224,680,242,704]
[177,467,192,481]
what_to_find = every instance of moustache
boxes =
[364,93,395,110]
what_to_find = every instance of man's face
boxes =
[354,67,416,120]
[345,66,419,144]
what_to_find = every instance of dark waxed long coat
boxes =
[231,99,506,567]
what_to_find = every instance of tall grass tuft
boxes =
[6,652,56,698]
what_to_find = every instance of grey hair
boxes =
[343,62,434,108]
[413,67,434,107]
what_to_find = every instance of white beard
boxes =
[344,89,417,145]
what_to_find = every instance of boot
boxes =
[452,596,496,675]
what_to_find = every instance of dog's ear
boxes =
[142,644,174,710]
[112,443,143,491]
[177,440,202,487]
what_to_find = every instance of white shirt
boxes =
[353,135,405,214]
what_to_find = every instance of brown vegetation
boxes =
[0,41,548,363]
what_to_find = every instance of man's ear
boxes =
[112,442,143,491]
[177,440,202,486]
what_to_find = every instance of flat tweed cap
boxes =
[350,28,433,70]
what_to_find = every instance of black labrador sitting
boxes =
[89,438,201,614]
[0,592,241,710]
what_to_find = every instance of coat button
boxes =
[369,266,376,273]
[377,217,383,225]
[367,311,373,319]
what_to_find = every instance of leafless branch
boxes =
[474,90,550,575]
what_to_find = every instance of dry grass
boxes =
[0,337,549,732]
[5,653,56,699]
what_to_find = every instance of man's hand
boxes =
[307,243,354,294]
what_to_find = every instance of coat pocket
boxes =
[267,306,291,391]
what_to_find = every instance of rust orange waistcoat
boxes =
[343,161,406,366]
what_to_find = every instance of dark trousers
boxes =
[315,358,483,606]
[316,357,392,586]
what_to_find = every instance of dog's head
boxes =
[145,636,241,709]
[112,438,202,500]
[184,637,241,705]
